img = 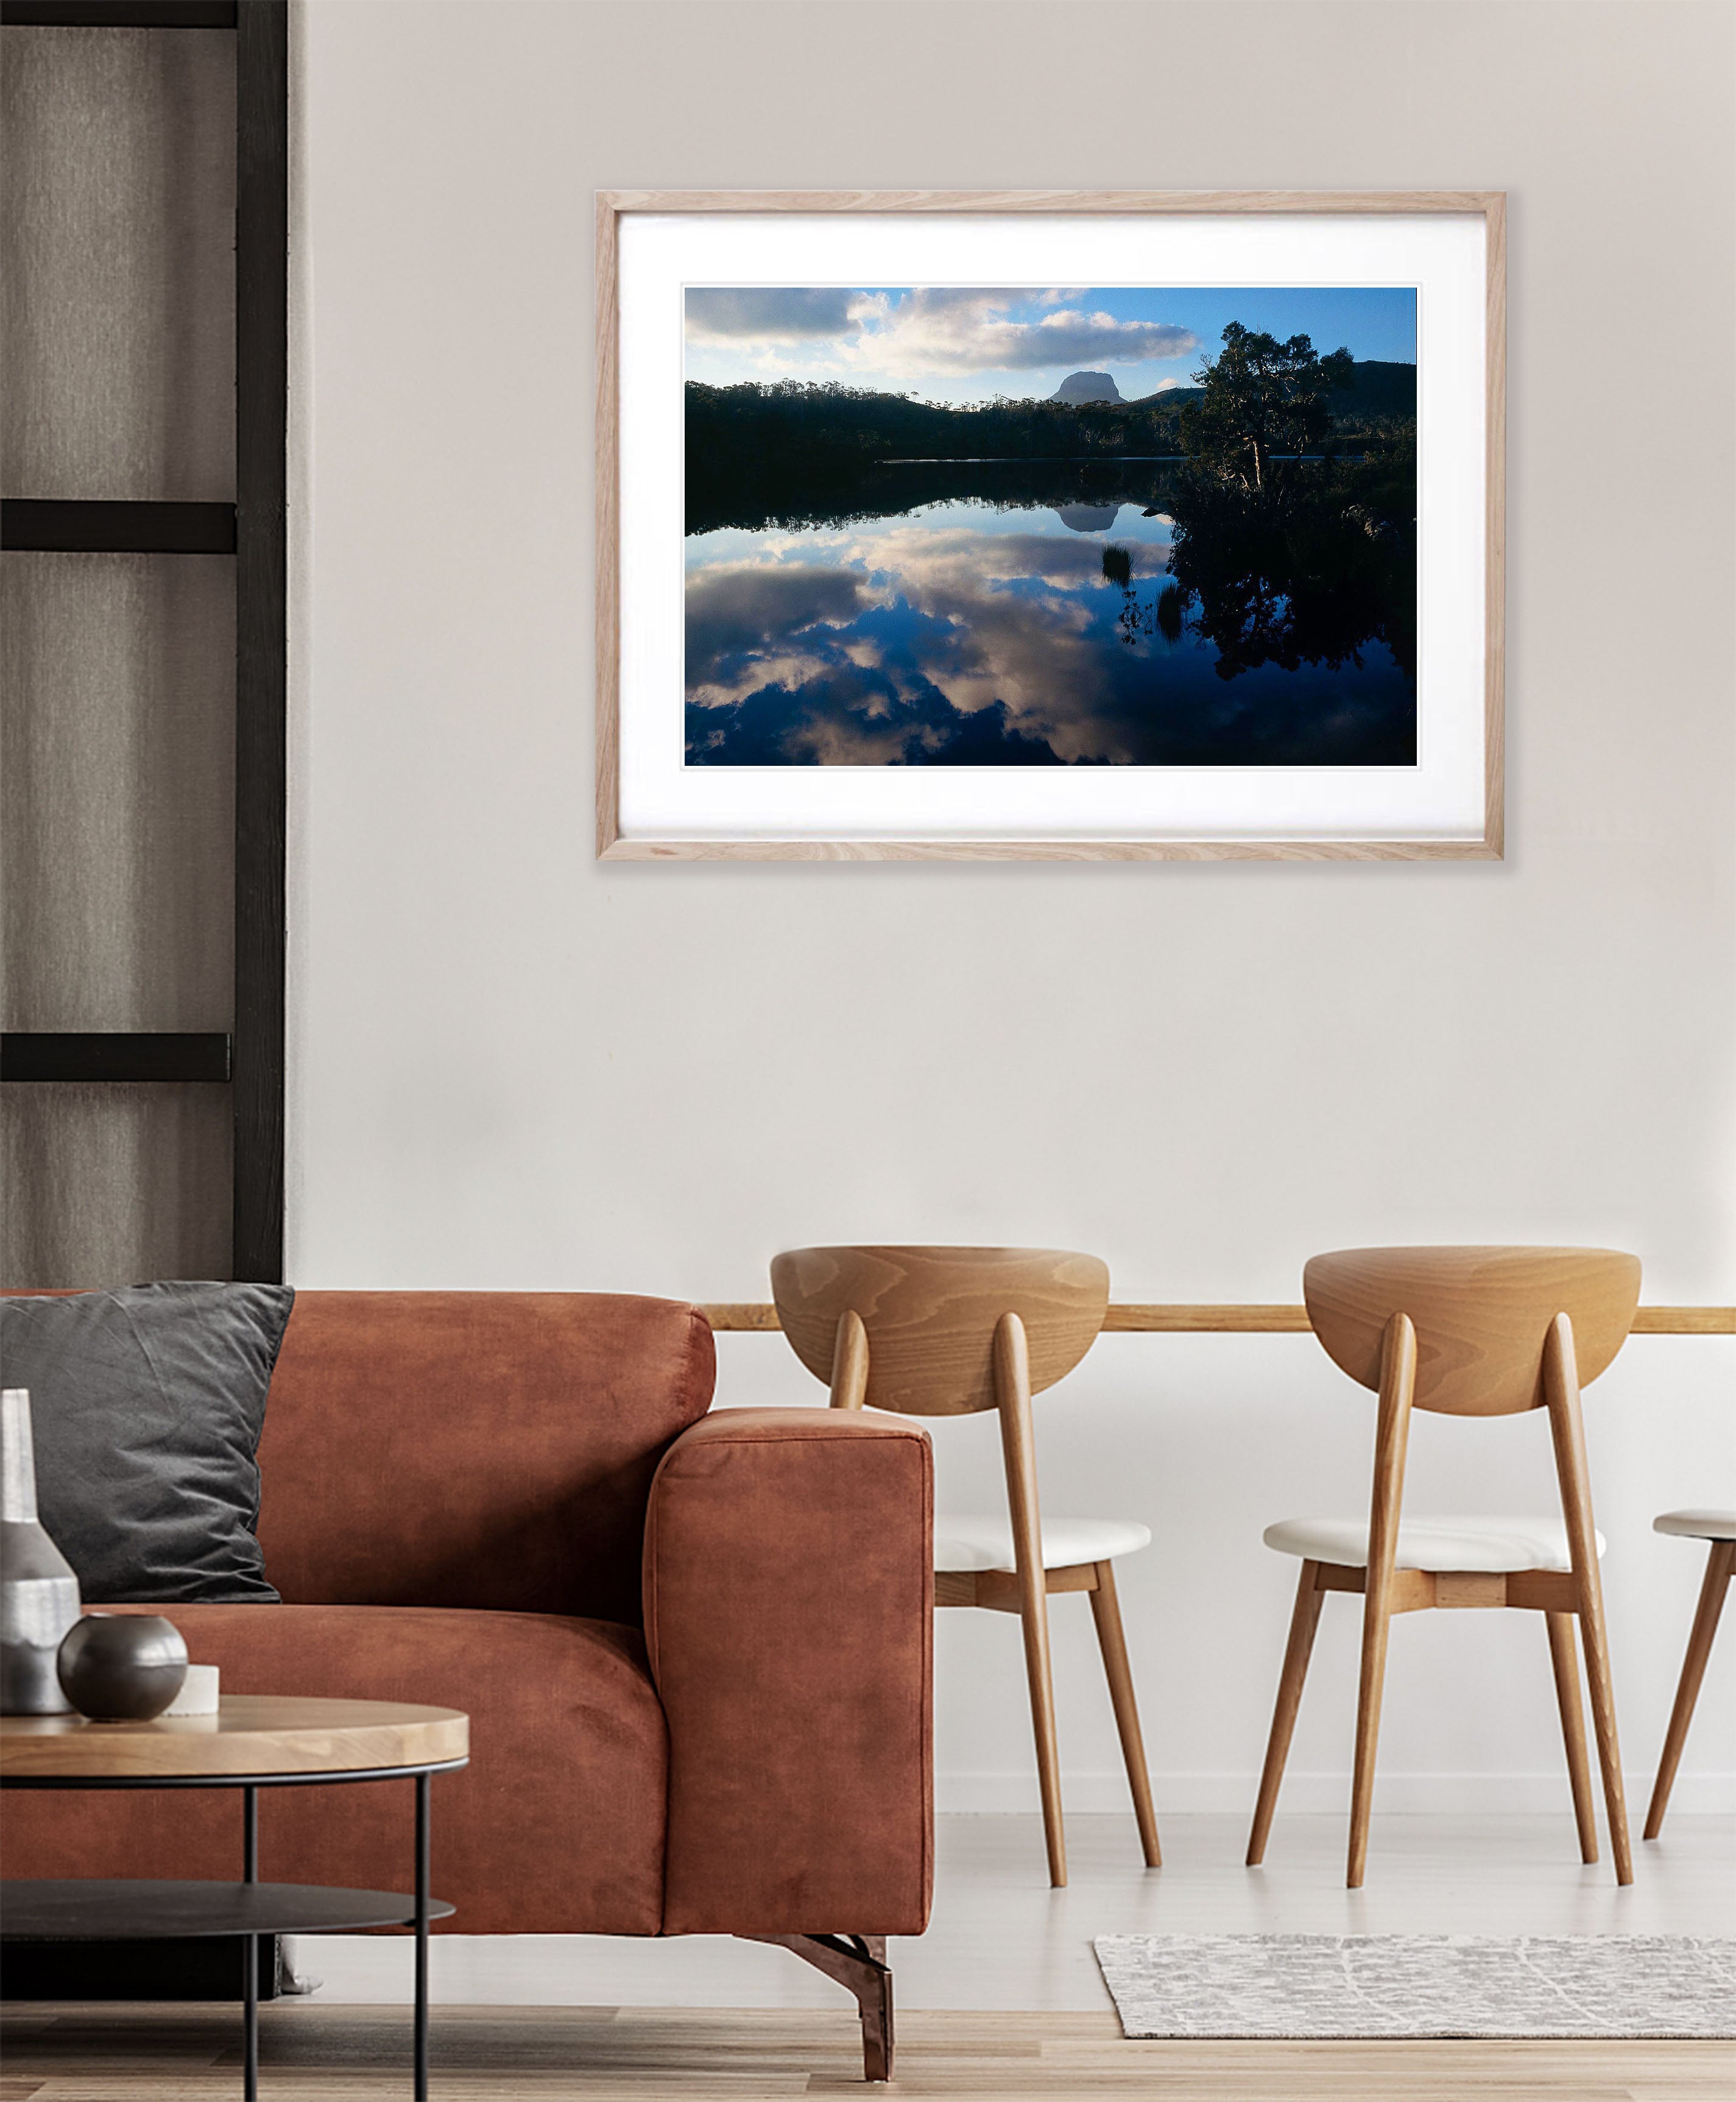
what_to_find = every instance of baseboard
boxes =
[936,1770,1736,1816]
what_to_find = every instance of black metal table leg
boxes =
[242,1785,259,2102]
[2,1752,462,2100]
[414,1772,431,2101]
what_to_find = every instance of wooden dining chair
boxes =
[1246,1246,1642,1889]
[770,1245,1160,1889]
[1643,1509,1735,1839]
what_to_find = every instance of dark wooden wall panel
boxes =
[1,1082,232,1284]
[0,23,235,500]
[1,553,235,1035]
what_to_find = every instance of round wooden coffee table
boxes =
[1,1695,469,2100]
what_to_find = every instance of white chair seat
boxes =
[1654,1508,1736,1542]
[934,1513,1151,1574]
[1262,1515,1606,1574]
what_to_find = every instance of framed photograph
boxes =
[596,191,1504,861]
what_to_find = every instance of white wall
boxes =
[290,0,1735,1814]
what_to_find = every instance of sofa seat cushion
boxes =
[0,1604,669,1936]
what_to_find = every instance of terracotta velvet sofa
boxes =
[4,1291,934,2077]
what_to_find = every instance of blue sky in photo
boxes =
[684,285,1417,403]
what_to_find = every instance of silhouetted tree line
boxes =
[685,353,1413,535]
[685,378,1196,488]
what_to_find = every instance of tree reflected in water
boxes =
[1162,447,1416,684]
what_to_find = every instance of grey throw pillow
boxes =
[0,1281,294,1603]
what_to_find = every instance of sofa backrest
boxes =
[255,1292,714,1624]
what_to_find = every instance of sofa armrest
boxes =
[643,1406,933,1937]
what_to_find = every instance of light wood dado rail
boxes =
[702,1303,1735,1336]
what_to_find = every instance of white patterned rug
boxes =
[1093,1934,1736,2039]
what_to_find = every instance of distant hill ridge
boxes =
[1047,359,1414,414]
[1325,359,1416,417]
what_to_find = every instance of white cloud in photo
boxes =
[686,286,1201,383]
[848,289,1199,377]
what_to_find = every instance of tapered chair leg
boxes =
[995,1311,1068,1888]
[1544,1316,1631,1885]
[1347,1587,1394,1889]
[1089,1560,1160,1867]
[1348,1314,1415,1890]
[1576,1600,1633,1884]
[1645,1539,1734,1840]
[1545,1609,1598,1864]
[1018,1588,1067,1888]
[1247,1560,1325,1866]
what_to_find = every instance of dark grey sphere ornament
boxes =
[57,1613,188,1722]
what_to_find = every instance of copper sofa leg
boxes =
[744,1933,894,2081]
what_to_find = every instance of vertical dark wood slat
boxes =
[232,0,287,1283]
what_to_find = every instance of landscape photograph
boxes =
[683,285,1419,768]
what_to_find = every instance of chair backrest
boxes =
[770,1246,1109,1415]
[1303,1246,1641,1416]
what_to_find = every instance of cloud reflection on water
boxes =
[684,495,1415,767]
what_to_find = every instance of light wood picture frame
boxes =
[596,190,1505,862]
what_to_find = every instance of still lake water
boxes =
[684,469,1416,768]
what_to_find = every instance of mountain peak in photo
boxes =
[1050,370,1123,404]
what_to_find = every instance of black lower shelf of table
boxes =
[2,1879,456,1941]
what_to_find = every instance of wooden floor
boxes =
[2,2002,1732,2098]
[295,1813,1736,2010]
[9,1821,1734,2095]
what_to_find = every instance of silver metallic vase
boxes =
[1,1387,81,1713]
